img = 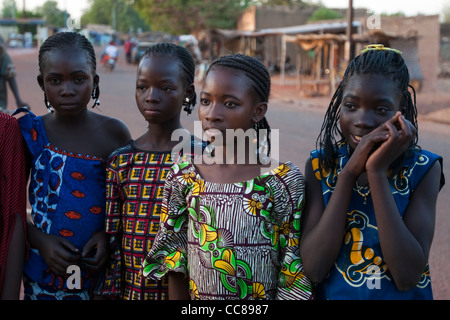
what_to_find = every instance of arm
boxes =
[301,119,391,283]
[26,221,81,276]
[99,161,124,298]
[366,114,440,290]
[7,76,27,108]
[1,213,25,300]
[300,157,356,283]
[169,272,190,300]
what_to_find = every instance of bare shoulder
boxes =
[91,112,131,140]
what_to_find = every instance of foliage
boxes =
[308,6,343,21]
[133,0,254,35]
[81,0,150,33]
[35,1,69,28]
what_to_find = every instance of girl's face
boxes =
[38,49,97,115]
[339,73,403,150]
[135,55,191,124]
[199,66,266,142]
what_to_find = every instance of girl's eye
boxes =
[375,106,390,114]
[224,101,237,108]
[343,102,356,111]
[74,77,86,84]
[136,85,146,91]
[162,86,173,92]
[200,98,210,106]
[49,78,61,85]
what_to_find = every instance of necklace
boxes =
[355,181,370,204]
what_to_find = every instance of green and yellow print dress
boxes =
[141,160,313,300]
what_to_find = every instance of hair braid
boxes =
[207,54,272,157]
[38,32,99,109]
[142,42,197,114]
[316,47,419,175]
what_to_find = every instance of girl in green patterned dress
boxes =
[142,54,313,300]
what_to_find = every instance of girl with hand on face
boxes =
[99,43,202,300]
[142,54,313,300]
[301,45,445,300]
[14,32,131,300]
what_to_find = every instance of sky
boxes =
[14,0,449,19]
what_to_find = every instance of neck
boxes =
[138,120,185,151]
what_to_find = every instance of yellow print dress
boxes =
[141,160,313,300]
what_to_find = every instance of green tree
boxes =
[308,6,343,21]
[36,1,68,28]
[81,0,149,33]
[1,0,17,18]
[134,0,254,35]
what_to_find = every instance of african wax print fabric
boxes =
[142,160,313,300]
[17,111,106,299]
[101,140,203,300]
[310,143,444,300]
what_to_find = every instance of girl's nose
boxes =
[145,87,160,103]
[204,103,222,122]
[61,82,75,96]
[354,109,376,128]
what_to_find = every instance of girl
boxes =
[100,42,203,300]
[301,44,445,299]
[0,113,27,299]
[142,54,313,300]
[14,32,131,300]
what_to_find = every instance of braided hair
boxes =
[141,42,197,114]
[38,32,99,109]
[316,45,419,175]
[207,54,272,157]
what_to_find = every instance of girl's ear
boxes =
[37,75,44,91]
[184,83,195,101]
[252,102,268,123]
[93,73,100,87]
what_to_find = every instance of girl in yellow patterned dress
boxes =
[99,43,202,300]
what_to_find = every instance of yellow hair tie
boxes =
[360,44,402,55]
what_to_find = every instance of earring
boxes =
[183,97,194,115]
[91,86,100,108]
[44,92,54,112]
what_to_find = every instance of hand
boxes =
[81,231,109,273]
[344,122,391,179]
[37,233,81,276]
[366,112,416,173]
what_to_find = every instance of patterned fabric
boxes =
[17,110,106,300]
[142,160,313,300]
[310,143,445,300]
[101,140,204,300]
[0,113,27,292]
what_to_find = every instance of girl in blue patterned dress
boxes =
[14,32,131,300]
[301,45,445,299]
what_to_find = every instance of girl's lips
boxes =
[203,128,222,140]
